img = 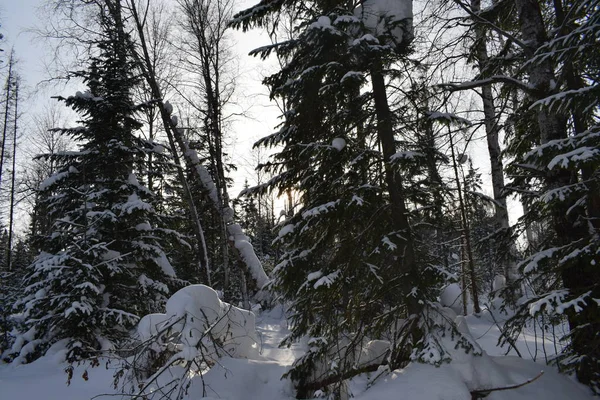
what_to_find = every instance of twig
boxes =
[470,371,544,399]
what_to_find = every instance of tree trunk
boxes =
[129,0,268,291]
[448,127,481,314]
[6,79,18,272]
[470,0,516,283]
[129,0,211,285]
[514,0,600,385]
[0,52,14,191]
[370,63,420,316]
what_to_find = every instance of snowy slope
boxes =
[0,305,593,400]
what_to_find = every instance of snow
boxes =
[74,90,103,102]
[341,71,364,83]
[164,285,258,358]
[0,302,594,400]
[137,313,170,341]
[277,224,295,239]
[547,147,599,170]
[228,224,270,289]
[390,150,423,161]
[311,16,332,29]
[154,251,176,277]
[440,283,464,315]
[354,0,413,45]
[302,201,339,219]
[120,193,153,214]
[332,137,346,151]
[39,171,70,191]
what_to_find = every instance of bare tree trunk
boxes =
[470,0,516,283]
[128,0,268,291]
[128,0,212,285]
[6,79,19,272]
[0,51,15,191]
[448,127,481,314]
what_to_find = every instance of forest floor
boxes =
[0,304,594,400]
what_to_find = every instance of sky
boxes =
[0,0,523,238]
[0,0,282,234]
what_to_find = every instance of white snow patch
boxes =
[332,137,346,151]
[440,283,464,315]
[354,0,413,45]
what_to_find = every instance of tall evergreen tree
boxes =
[232,1,475,396]
[12,0,179,362]
[498,0,600,390]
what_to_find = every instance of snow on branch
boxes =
[439,76,535,94]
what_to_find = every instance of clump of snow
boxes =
[440,283,464,315]
[332,137,346,151]
[137,313,170,342]
[135,222,152,231]
[278,224,295,238]
[390,150,423,161]
[39,171,70,191]
[354,0,413,46]
[163,284,259,360]
[341,71,364,83]
[228,224,270,289]
[163,101,173,115]
[493,275,506,292]
[154,251,176,277]
[74,90,103,102]
[311,15,331,29]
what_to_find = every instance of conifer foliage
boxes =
[231,1,467,396]
[11,0,178,362]
[499,0,600,390]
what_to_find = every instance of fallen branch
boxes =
[470,371,544,399]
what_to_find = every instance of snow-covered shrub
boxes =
[118,285,259,399]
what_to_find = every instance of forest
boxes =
[0,0,598,399]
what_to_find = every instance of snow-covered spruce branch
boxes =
[451,0,528,49]
[439,76,536,94]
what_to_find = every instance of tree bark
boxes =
[0,51,14,192]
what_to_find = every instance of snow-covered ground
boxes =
[0,304,593,400]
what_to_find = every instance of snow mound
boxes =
[440,283,464,315]
[351,306,593,400]
[162,284,259,359]
[351,355,593,400]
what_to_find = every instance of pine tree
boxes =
[12,0,179,363]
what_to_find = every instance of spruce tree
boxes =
[232,1,473,396]
[500,0,600,390]
[12,0,178,362]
